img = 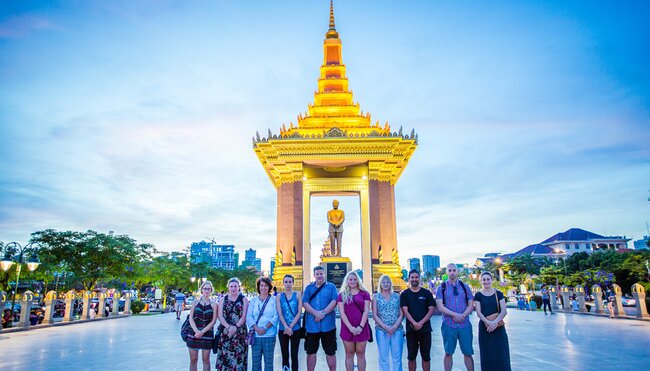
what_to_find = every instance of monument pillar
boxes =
[631,283,649,318]
[591,285,605,314]
[63,290,76,322]
[42,291,58,325]
[612,284,625,317]
[17,291,34,329]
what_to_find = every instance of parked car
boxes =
[185,296,195,309]
[621,296,636,307]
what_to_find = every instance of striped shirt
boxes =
[436,280,474,329]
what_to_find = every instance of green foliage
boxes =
[131,300,145,314]
[30,229,154,290]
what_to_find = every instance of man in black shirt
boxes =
[400,269,436,371]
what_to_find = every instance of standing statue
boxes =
[327,199,345,256]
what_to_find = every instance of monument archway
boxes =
[253,2,417,291]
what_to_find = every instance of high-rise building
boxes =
[270,260,276,278]
[408,258,421,272]
[190,241,238,270]
[241,248,262,272]
[422,255,440,277]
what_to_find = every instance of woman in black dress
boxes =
[474,271,511,371]
[187,280,218,371]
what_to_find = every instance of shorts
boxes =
[406,331,432,361]
[441,325,473,355]
[304,329,337,356]
[175,303,183,311]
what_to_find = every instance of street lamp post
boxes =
[1,242,41,321]
[553,248,567,281]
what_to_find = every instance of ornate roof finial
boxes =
[326,0,339,39]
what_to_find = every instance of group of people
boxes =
[181,263,511,371]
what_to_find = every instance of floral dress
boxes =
[215,295,248,371]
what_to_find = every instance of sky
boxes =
[1,0,649,271]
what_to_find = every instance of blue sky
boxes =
[1,0,649,270]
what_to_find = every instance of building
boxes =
[190,242,238,270]
[241,248,262,272]
[422,255,440,277]
[540,228,629,256]
[633,236,649,250]
[270,260,276,278]
[408,258,421,272]
[475,228,631,267]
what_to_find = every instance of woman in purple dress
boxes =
[337,271,371,371]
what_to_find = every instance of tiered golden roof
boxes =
[253,0,417,187]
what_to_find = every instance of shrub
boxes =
[131,300,145,314]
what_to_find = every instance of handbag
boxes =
[485,291,505,328]
[283,292,305,338]
[180,314,192,342]
[247,296,271,346]
[351,293,373,343]
[213,294,244,354]
[302,282,326,333]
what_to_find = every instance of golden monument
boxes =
[254,1,417,291]
[327,199,344,256]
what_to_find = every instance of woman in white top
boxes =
[246,276,279,371]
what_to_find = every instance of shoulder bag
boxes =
[247,296,271,346]
[283,292,305,338]
[485,291,505,328]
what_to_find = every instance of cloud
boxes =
[0,15,62,38]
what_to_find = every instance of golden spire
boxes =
[326,0,339,39]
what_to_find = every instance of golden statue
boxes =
[327,199,345,256]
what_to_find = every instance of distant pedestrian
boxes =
[186,280,218,371]
[338,271,371,371]
[175,290,187,320]
[373,274,404,371]
[276,274,303,371]
[474,272,511,371]
[215,277,249,371]
[605,288,615,318]
[303,265,338,371]
[246,276,278,371]
[435,263,474,371]
[401,269,436,371]
[541,285,552,315]
[571,298,579,311]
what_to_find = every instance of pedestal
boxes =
[272,265,305,292]
[321,256,352,289]
[372,263,407,292]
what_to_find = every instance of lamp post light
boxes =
[1,242,41,321]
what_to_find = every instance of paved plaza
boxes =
[0,309,648,370]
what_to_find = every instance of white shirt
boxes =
[246,295,278,338]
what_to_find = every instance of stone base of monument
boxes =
[373,263,408,292]
[321,256,352,289]
[272,265,305,292]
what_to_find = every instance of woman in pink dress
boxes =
[337,271,371,371]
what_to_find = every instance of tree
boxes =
[30,229,154,290]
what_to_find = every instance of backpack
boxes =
[441,280,469,306]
